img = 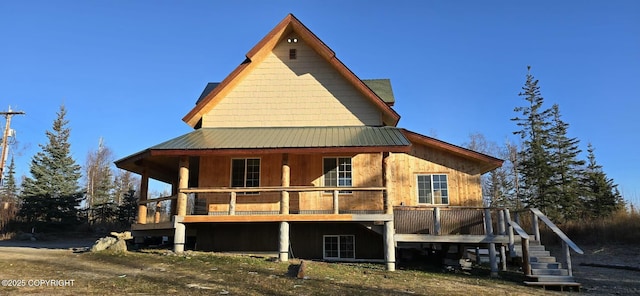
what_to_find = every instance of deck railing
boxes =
[182,186,388,216]
[138,195,177,224]
[135,186,388,224]
[507,208,583,276]
[393,206,506,235]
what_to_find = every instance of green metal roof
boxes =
[363,79,395,105]
[195,79,395,105]
[150,126,409,150]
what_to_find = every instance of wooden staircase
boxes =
[513,238,581,291]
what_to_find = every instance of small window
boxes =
[231,158,260,194]
[289,48,297,60]
[417,174,449,204]
[323,157,352,193]
[323,235,355,259]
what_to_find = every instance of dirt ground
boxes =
[0,238,638,295]
[568,244,640,295]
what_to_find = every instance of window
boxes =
[323,235,355,259]
[323,157,352,193]
[417,174,449,204]
[231,158,260,194]
[289,48,297,59]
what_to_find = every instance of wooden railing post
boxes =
[505,209,516,258]
[333,190,339,214]
[531,211,540,241]
[484,208,498,277]
[497,209,507,271]
[522,237,531,276]
[433,207,441,235]
[229,192,236,215]
[563,241,573,276]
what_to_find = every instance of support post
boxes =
[382,152,393,215]
[154,202,161,223]
[170,181,178,215]
[279,221,290,262]
[137,171,149,224]
[522,237,531,276]
[505,209,515,258]
[484,208,498,277]
[281,154,290,215]
[532,212,540,241]
[229,192,236,215]
[433,207,441,235]
[497,209,507,270]
[177,157,189,216]
[332,190,339,214]
[563,241,573,276]
[173,218,186,253]
[384,220,396,271]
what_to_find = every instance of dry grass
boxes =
[0,248,563,296]
[558,209,640,245]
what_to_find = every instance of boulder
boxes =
[107,239,128,252]
[91,236,118,252]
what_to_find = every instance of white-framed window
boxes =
[323,157,352,193]
[323,235,355,259]
[417,174,449,204]
[231,158,260,194]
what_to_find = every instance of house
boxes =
[114,14,505,272]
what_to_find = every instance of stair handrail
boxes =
[530,208,584,255]
[506,217,532,276]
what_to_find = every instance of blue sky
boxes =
[1,1,638,205]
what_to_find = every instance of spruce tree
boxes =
[512,66,555,217]
[22,105,82,197]
[581,143,623,218]
[1,156,19,203]
[19,105,83,226]
[547,104,585,220]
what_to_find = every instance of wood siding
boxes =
[202,34,382,128]
[388,144,483,207]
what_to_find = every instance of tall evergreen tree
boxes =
[581,143,623,218]
[1,156,19,203]
[512,66,555,217]
[548,104,585,220]
[22,105,82,197]
[19,105,83,226]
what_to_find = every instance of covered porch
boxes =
[115,126,410,270]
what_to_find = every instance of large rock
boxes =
[91,237,118,252]
[107,239,128,252]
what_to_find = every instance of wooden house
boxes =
[115,14,505,271]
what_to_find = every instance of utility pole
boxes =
[0,107,25,185]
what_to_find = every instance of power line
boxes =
[0,107,25,185]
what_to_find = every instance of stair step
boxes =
[527,275,575,282]
[513,245,546,253]
[531,262,562,269]
[524,281,581,291]
[529,250,551,257]
[530,256,557,263]
[531,268,569,276]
